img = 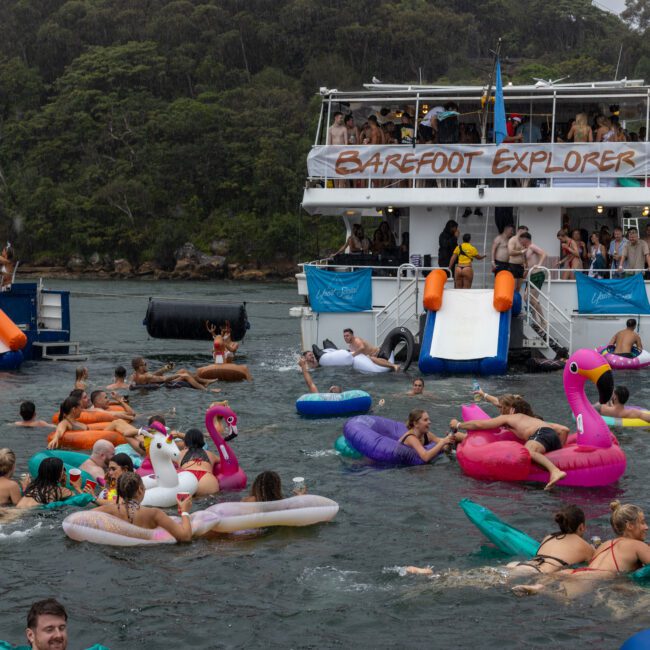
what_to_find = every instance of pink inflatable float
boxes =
[456,348,626,487]
[596,345,650,370]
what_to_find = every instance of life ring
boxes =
[596,345,650,370]
[343,415,447,465]
[46,429,126,450]
[62,495,340,546]
[600,404,650,428]
[296,390,372,417]
[51,408,125,425]
[196,363,252,382]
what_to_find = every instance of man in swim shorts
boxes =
[25,598,69,650]
[594,385,650,423]
[508,225,528,290]
[298,358,341,394]
[79,439,115,481]
[607,319,643,357]
[450,396,569,490]
[491,224,513,275]
[343,328,400,372]
[14,401,55,428]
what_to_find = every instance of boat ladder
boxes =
[31,341,87,361]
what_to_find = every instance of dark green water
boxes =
[2,280,650,649]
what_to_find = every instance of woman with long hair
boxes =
[179,428,219,496]
[398,409,455,463]
[438,220,459,277]
[17,457,78,508]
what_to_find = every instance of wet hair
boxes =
[343,328,353,335]
[614,386,630,404]
[180,428,210,465]
[406,408,427,429]
[131,356,145,371]
[27,599,67,630]
[20,400,35,420]
[114,365,127,379]
[22,457,65,505]
[519,232,532,241]
[462,233,471,243]
[554,505,585,534]
[0,448,16,476]
[75,366,87,381]
[627,318,637,328]
[610,500,644,536]
[413,378,424,387]
[90,390,104,406]
[250,471,282,502]
[110,453,134,472]
[58,396,81,422]
[148,414,166,426]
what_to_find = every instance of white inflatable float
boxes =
[318,348,394,373]
[62,495,340,546]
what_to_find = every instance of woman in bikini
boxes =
[508,505,594,575]
[179,428,219,496]
[16,457,81,508]
[95,472,192,542]
[449,233,485,289]
[516,500,650,596]
[47,396,141,450]
[556,229,582,280]
[566,112,593,143]
[398,409,455,463]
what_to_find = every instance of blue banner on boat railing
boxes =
[305,266,372,312]
[576,273,650,314]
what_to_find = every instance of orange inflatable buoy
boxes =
[0,309,27,351]
[52,410,122,425]
[196,363,252,382]
[46,430,126,450]
[493,270,515,312]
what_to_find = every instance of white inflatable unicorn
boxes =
[140,424,198,507]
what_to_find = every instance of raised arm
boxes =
[298,358,318,394]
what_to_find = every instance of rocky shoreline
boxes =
[16,242,298,282]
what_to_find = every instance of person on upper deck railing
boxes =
[566,112,593,143]
[620,227,650,276]
[608,226,628,278]
[588,232,608,278]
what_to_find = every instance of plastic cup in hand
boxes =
[68,468,82,484]
[177,492,190,514]
[85,479,97,491]
[292,477,306,493]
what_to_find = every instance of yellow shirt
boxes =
[453,243,479,265]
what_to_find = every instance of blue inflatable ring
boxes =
[296,390,372,417]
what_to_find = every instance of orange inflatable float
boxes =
[0,309,27,351]
[46,428,126,450]
[51,407,126,425]
[197,363,252,382]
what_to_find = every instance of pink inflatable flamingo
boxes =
[457,348,627,487]
[205,403,247,491]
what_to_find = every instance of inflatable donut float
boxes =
[596,345,650,370]
[47,428,126,450]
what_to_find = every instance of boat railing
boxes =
[525,265,572,353]
[537,267,649,282]
[374,264,422,343]
[298,260,445,277]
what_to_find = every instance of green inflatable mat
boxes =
[334,435,363,459]
[40,492,96,510]
[459,498,650,583]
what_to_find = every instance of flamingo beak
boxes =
[579,363,613,404]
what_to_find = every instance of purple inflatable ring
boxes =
[596,345,650,370]
[343,415,446,466]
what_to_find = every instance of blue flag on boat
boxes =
[576,273,650,314]
[305,266,372,312]
[493,58,507,145]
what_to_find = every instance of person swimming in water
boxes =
[14,401,55,428]
[594,385,650,423]
[398,409,455,464]
[298,357,342,394]
[106,365,129,391]
[515,500,650,597]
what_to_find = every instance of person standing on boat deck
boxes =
[344,114,359,145]
[438,219,459,277]
[491,224,514,275]
[588,232,608,278]
[556,229,582,280]
[398,113,415,145]
[608,226,628,278]
[619,227,650,275]
[343,328,400,372]
[327,111,347,145]
[449,233,485,289]
[608,319,643,357]
[521,233,547,327]
[0,243,15,291]
[566,112,593,143]
[507,225,528,290]
[418,105,443,143]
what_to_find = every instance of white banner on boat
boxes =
[307,143,650,179]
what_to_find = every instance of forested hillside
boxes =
[0,0,647,270]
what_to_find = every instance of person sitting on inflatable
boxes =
[407,504,594,576]
[89,390,135,422]
[14,401,55,429]
[16,457,82,508]
[450,396,570,490]
[473,389,523,409]
[242,471,306,502]
[608,319,643,358]
[179,429,220,496]
[93,453,134,504]
[298,357,342,394]
[343,328,400,372]
[0,448,27,506]
[130,357,221,392]
[594,385,650,423]
[206,320,238,363]
[516,501,650,597]
[399,409,455,463]
[47,396,141,450]
[94,472,193,542]
[79,440,115,481]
